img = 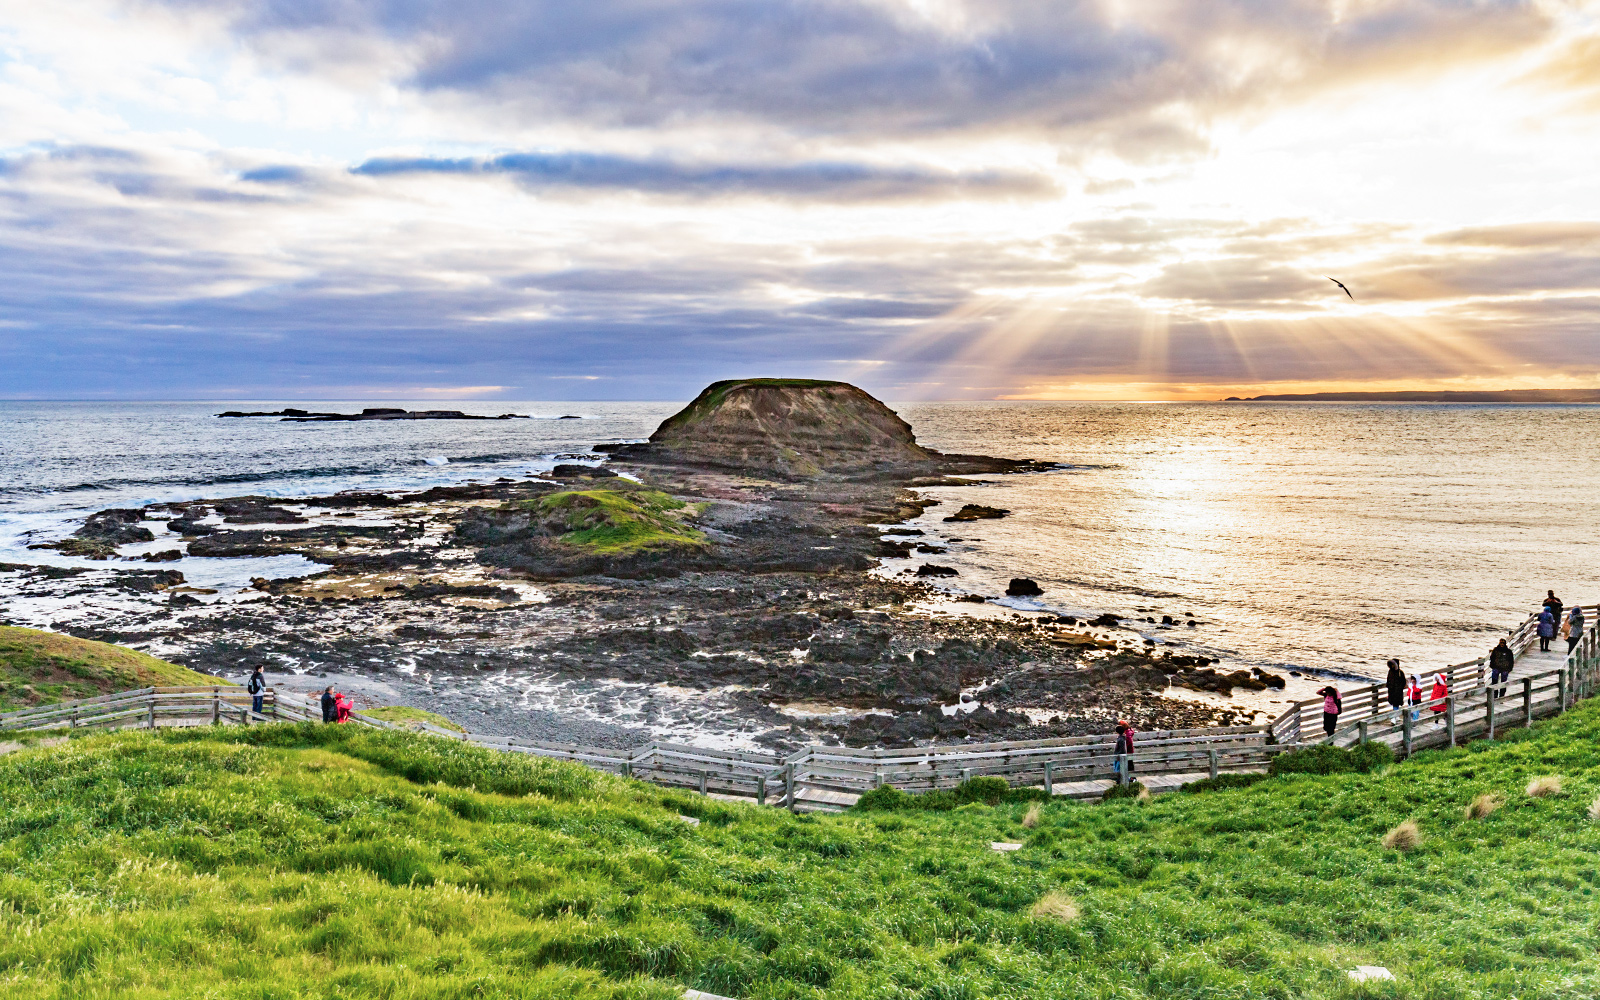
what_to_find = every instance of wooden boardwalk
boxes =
[3,603,1596,811]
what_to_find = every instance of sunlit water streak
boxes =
[899,402,1597,680]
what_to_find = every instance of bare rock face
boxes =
[644,378,933,477]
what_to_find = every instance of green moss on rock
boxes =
[527,489,709,554]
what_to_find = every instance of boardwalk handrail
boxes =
[7,603,1599,810]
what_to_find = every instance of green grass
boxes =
[361,705,466,733]
[530,489,708,554]
[5,704,1600,998]
[0,626,222,713]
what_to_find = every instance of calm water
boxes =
[899,402,1597,679]
[1,400,1589,680]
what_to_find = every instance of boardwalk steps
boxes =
[4,604,1596,811]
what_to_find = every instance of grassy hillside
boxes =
[0,626,222,713]
[361,705,466,733]
[3,705,1600,998]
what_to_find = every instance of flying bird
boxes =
[1326,276,1354,300]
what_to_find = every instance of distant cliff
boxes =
[640,378,933,477]
[1226,390,1600,403]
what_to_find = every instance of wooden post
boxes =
[784,763,796,812]
[1043,761,1054,795]
[148,699,156,729]
[1523,677,1533,728]
[240,707,249,726]
[960,767,971,783]
[757,777,767,806]
[1487,685,1496,740]
[1445,696,1455,746]
[1558,669,1567,713]
[698,771,707,795]
[211,692,221,725]
[1358,720,1368,745]
[622,760,632,778]
[1402,710,1413,758]
[1208,749,1218,779]
[1117,753,1129,785]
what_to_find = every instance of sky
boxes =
[1,0,1598,401]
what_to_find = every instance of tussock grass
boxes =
[1526,775,1564,798]
[1028,890,1079,922]
[1466,793,1503,819]
[530,489,707,554]
[1022,802,1042,828]
[6,701,1600,997]
[1382,819,1422,851]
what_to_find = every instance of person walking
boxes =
[1537,607,1556,652]
[1567,605,1585,654]
[319,685,338,723]
[1113,721,1136,781]
[1407,674,1423,721]
[1489,638,1514,698]
[246,666,266,715]
[1385,659,1406,713]
[1318,685,1343,737]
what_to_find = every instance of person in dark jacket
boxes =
[1384,659,1406,712]
[1544,590,1564,625]
[246,666,266,715]
[1537,608,1556,652]
[1318,686,1342,736]
[319,685,337,723]
[1566,606,1585,654]
[1489,638,1514,697]
[1113,721,1136,779]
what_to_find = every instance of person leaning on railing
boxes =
[1490,638,1515,698]
[1566,606,1585,654]
[1317,685,1343,737]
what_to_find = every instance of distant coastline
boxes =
[1223,390,1600,403]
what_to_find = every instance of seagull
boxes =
[1326,276,1354,300]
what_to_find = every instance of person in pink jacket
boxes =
[1318,686,1342,737]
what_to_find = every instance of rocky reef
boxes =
[3,379,1271,750]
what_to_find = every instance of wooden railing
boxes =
[5,604,1596,811]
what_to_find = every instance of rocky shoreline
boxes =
[1,380,1289,749]
[0,456,1277,750]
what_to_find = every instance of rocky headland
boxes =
[3,379,1270,750]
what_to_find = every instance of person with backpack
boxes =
[1489,638,1515,698]
[1537,607,1556,652]
[246,666,266,715]
[1318,685,1342,737]
[1113,721,1136,781]
[1384,659,1406,714]
[1567,605,1585,654]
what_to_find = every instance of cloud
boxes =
[159,0,1552,148]
[346,150,1054,200]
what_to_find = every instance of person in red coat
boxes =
[1429,673,1449,716]
[334,692,353,723]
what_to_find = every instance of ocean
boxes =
[1,399,1590,683]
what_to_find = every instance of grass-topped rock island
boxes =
[0,379,1255,749]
